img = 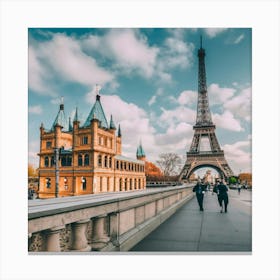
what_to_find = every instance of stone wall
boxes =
[28,185,194,252]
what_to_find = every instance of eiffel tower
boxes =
[179,37,234,181]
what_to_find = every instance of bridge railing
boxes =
[28,184,194,252]
[146,181,180,187]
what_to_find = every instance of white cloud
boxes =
[159,37,194,70]
[28,46,53,95]
[106,29,159,78]
[155,122,193,146]
[28,105,42,114]
[29,33,115,95]
[177,90,197,106]
[234,34,245,44]
[224,87,251,122]
[28,140,40,166]
[208,83,236,105]
[213,110,243,132]
[222,140,251,173]
[82,29,159,79]
[42,34,114,85]
[148,88,164,106]
[159,106,196,127]
[148,95,157,106]
[204,28,228,38]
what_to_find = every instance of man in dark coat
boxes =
[213,180,229,213]
[193,180,206,211]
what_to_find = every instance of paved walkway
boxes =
[131,189,252,253]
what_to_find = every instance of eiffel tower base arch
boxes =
[179,152,234,181]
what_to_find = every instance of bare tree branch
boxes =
[156,153,182,176]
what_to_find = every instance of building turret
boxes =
[68,117,73,131]
[136,141,146,161]
[117,124,122,137]
[73,107,80,148]
[116,124,122,154]
[51,97,67,131]
[109,115,116,130]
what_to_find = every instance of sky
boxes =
[28,28,252,175]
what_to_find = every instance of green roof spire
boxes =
[51,97,67,131]
[136,140,145,158]
[74,107,79,122]
[109,114,116,129]
[68,117,73,131]
[83,85,109,128]
[117,124,122,137]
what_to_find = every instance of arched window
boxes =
[116,160,119,169]
[84,154,89,166]
[104,156,108,168]
[44,156,49,167]
[120,161,123,170]
[51,156,55,167]
[98,154,102,167]
[124,178,127,191]
[119,178,122,190]
[130,178,133,190]
[109,157,112,168]
[78,154,83,166]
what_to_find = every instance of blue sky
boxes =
[28,28,252,175]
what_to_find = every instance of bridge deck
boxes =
[131,189,252,253]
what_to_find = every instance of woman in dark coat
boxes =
[213,180,229,213]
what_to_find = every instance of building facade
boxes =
[38,92,146,198]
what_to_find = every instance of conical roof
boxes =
[83,94,108,128]
[51,102,67,131]
[74,107,79,122]
[136,142,145,158]
[68,117,73,131]
[117,124,122,137]
[109,115,116,129]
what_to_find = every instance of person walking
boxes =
[193,179,206,211]
[213,180,229,213]
[237,183,241,195]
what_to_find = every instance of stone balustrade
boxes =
[28,184,194,252]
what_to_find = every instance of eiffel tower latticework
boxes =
[179,37,234,180]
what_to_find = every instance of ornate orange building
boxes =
[38,90,146,198]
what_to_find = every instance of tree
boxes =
[28,163,38,177]
[229,176,237,185]
[156,153,182,177]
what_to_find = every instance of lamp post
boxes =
[54,147,60,198]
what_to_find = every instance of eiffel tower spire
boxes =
[196,35,213,126]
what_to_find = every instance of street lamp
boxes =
[54,147,60,198]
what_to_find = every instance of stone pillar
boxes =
[44,225,65,252]
[71,219,91,252]
[91,215,110,250]
[28,233,32,251]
